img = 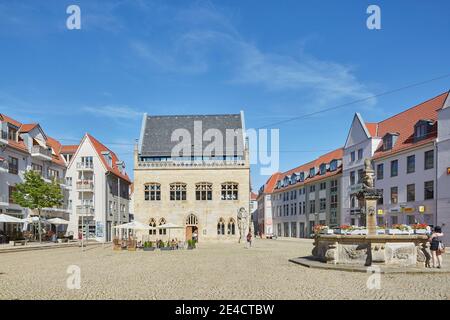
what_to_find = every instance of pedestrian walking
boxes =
[246,231,252,248]
[429,226,445,268]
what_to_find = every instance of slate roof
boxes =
[139,113,245,157]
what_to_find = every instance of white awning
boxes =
[47,218,69,225]
[0,214,24,223]
[157,223,183,229]
[34,138,46,147]
[113,221,155,230]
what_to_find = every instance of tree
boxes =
[12,170,64,243]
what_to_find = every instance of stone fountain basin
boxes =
[312,234,429,267]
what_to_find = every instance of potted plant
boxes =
[161,241,171,251]
[376,226,386,235]
[337,225,352,235]
[388,224,412,235]
[412,223,428,235]
[187,239,196,250]
[143,241,155,251]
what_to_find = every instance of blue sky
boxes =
[1,0,449,189]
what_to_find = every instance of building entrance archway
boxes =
[185,213,199,241]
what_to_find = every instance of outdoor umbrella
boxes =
[0,214,24,244]
[156,223,183,242]
[21,216,49,241]
[113,221,155,240]
[47,218,69,235]
[0,214,24,223]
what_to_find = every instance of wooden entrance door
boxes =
[185,226,193,241]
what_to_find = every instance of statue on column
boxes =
[237,207,248,243]
[357,158,382,235]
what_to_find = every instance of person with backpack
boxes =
[246,231,252,248]
[429,226,445,268]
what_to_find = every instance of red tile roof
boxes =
[0,114,22,128]
[259,172,282,196]
[0,113,29,153]
[19,123,38,133]
[250,192,257,200]
[273,148,344,192]
[60,145,79,154]
[365,122,378,137]
[46,136,66,166]
[0,113,66,166]
[371,92,449,160]
[86,134,131,183]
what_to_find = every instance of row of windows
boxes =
[376,150,434,180]
[146,216,236,236]
[5,156,63,178]
[144,182,239,201]
[387,181,434,204]
[350,148,364,162]
[276,160,340,189]
[275,194,339,217]
[350,180,435,208]
[275,180,338,202]
[348,151,434,186]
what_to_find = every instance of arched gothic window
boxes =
[186,213,198,226]
[217,218,225,235]
[227,218,236,235]
[159,218,167,235]
[149,218,156,235]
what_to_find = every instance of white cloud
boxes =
[83,105,143,120]
[128,3,375,107]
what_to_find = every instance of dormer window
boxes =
[414,120,433,141]
[102,151,112,167]
[319,163,327,175]
[329,160,337,172]
[309,167,315,178]
[291,173,297,184]
[383,133,399,151]
[299,172,304,182]
[284,176,290,186]
[7,125,18,141]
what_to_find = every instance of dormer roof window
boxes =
[291,173,297,184]
[299,172,305,182]
[309,167,315,178]
[319,163,327,175]
[101,151,112,167]
[414,119,434,141]
[383,133,399,151]
[329,159,338,172]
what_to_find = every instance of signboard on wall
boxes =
[95,221,103,238]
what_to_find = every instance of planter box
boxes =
[376,229,386,235]
[143,247,155,251]
[319,229,334,235]
[160,247,172,251]
[387,229,412,235]
[350,229,368,235]
[414,229,428,235]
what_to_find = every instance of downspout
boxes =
[435,141,438,227]
[106,171,111,242]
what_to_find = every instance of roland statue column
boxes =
[357,159,382,236]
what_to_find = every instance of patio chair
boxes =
[127,239,137,251]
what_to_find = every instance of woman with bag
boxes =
[429,226,444,268]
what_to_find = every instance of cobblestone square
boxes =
[0,239,449,300]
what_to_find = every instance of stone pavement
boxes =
[290,256,450,274]
[0,238,449,300]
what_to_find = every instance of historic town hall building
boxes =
[133,112,250,242]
